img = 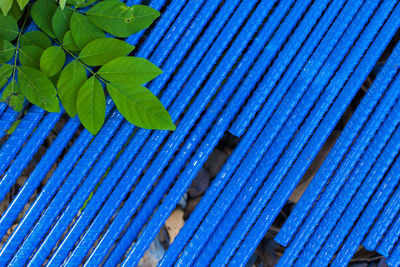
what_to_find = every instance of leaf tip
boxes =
[48,100,61,113]
[166,121,176,131]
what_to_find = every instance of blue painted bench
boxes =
[1,0,400,266]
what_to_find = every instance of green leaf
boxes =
[19,45,44,68]
[0,39,14,63]
[49,71,61,86]
[31,0,57,38]
[0,0,13,16]
[8,2,23,20]
[9,93,24,111]
[59,0,66,9]
[40,46,66,77]
[58,60,87,117]
[1,79,18,101]
[66,0,96,7]
[70,12,104,49]
[79,37,134,66]
[18,66,60,112]
[7,119,21,134]
[66,0,78,5]
[63,30,79,51]
[86,1,160,37]
[0,63,12,87]
[1,81,24,111]
[16,0,29,10]
[75,0,97,8]
[0,14,18,41]
[20,31,52,49]
[52,6,73,41]
[107,83,175,130]
[77,76,105,135]
[98,57,162,84]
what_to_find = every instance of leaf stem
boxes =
[11,13,29,87]
[53,38,108,84]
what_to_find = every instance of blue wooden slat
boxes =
[131,0,186,61]
[119,0,334,264]
[8,107,122,266]
[332,151,400,265]
[29,120,132,266]
[0,2,153,258]
[378,206,400,255]
[231,2,400,265]
[162,0,368,263]
[287,9,400,267]
[0,103,8,121]
[278,31,400,250]
[280,39,400,264]
[291,20,400,267]
[313,126,400,266]
[181,0,368,263]
[148,0,223,94]
[0,111,61,207]
[126,0,186,63]
[82,2,260,265]
[386,228,400,266]
[0,106,22,138]
[0,116,81,242]
[159,0,301,265]
[0,106,45,178]
[58,0,240,265]
[0,102,111,265]
[104,0,281,264]
[33,3,198,267]
[145,1,205,68]
[3,0,203,264]
[193,0,349,265]
[213,0,394,264]
[364,181,400,250]
[176,0,337,263]
[0,1,399,266]
[15,1,195,262]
